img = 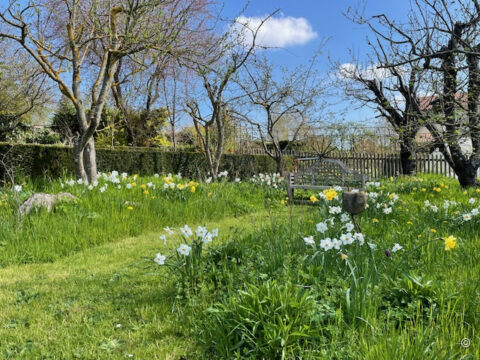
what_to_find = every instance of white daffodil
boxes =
[320,238,333,251]
[206,177,212,184]
[340,213,350,223]
[316,222,328,233]
[430,205,438,213]
[304,236,315,246]
[126,183,132,189]
[383,207,392,214]
[340,233,354,245]
[329,206,342,214]
[177,244,192,256]
[463,213,472,221]
[202,234,213,244]
[99,186,107,193]
[210,228,219,238]
[164,227,174,235]
[196,226,208,238]
[154,253,166,265]
[354,233,365,245]
[468,198,475,204]
[180,225,193,237]
[332,238,342,250]
[472,208,479,216]
[392,243,403,253]
[154,173,159,178]
[159,235,167,245]
[344,222,355,232]
[87,185,94,191]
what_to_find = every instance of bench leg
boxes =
[287,187,294,204]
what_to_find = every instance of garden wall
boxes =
[0,143,290,180]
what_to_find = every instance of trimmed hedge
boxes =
[0,143,291,180]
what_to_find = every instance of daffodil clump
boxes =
[152,224,219,296]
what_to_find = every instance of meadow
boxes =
[0,172,478,359]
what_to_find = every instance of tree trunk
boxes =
[456,163,479,188]
[83,137,98,183]
[399,141,416,175]
[275,155,286,175]
[73,139,87,182]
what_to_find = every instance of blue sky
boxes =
[222,0,413,124]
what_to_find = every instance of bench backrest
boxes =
[291,157,367,188]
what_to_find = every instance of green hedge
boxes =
[0,143,291,180]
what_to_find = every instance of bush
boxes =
[0,143,290,181]
[200,280,327,359]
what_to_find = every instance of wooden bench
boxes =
[285,157,368,203]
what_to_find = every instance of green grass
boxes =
[0,174,269,265]
[0,210,286,359]
[0,173,478,359]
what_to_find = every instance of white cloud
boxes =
[235,15,317,48]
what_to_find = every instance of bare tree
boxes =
[351,0,480,186]
[185,12,276,180]
[0,41,51,140]
[336,56,429,174]
[0,0,197,182]
[236,55,324,173]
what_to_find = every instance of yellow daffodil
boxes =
[310,195,318,203]
[322,188,338,201]
[389,176,394,181]
[463,191,468,195]
[407,221,413,225]
[144,190,149,195]
[421,188,426,192]
[430,228,437,233]
[340,253,348,261]
[444,235,457,251]
[140,184,146,189]
[127,206,134,211]
[373,218,379,223]
[131,182,137,187]
[191,186,196,193]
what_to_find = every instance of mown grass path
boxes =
[0,207,305,359]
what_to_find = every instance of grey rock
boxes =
[19,192,76,217]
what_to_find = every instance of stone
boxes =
[342,191,367,215]
[18,192,77,217]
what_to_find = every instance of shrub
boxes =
[0,143,289,181]
[199,280,327,359]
